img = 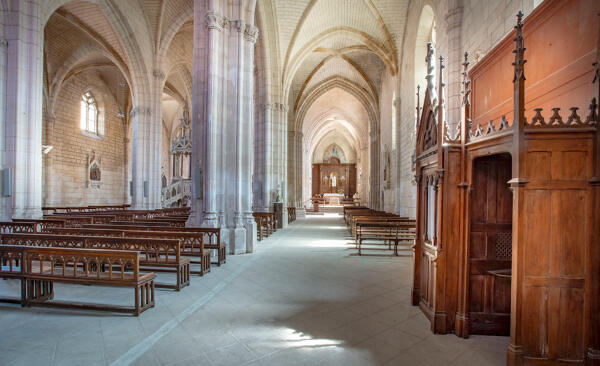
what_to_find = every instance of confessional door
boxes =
[469,154,512,335]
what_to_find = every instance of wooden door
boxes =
[469,154,512,335]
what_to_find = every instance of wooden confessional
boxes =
[412,0,600,364]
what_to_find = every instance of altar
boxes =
[323,193,344,205]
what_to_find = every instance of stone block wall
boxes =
[42,71,126,206]
[395,0,539,218]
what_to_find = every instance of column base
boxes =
[296,208,306,218]
[12,207,43,220]
[242,217,256,253]
[229,227,248,255]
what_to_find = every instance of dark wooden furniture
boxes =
[1,233,190,291]
[0,244,155,315]
[412,1,600,364]
[252,212,276,240]
[49,228,212,275]
[355,221,416,256]
[11,218,66,232]
[0,222,36,233]
[274,202,283,229]
[287,207,296,223]
[78,224,226,266]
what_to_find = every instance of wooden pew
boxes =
[50,228,212,275]
[355,221,416,256]
[0,244,155,315]
[11,218,66,232]
[287,207,296,223]
[0,245,26,305]
[252,213,269,241]
[80,224,226,266]
[0,222,36,233]
[350,215,413,238]
[1,233,190,291]
[110,220,170,227]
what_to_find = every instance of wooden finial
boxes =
[438,55,445,115]
[416,85,421,125]
[424,42,438,107]
[594,13,600,83]
[462,52,471,106]
[513,10,526,82]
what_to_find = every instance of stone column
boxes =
[130,76,162,210]
[225,18,258,253]
[279,103,289,227]
[188,5,226,228]
[261,102,273,211]
[393,97,402,214]
[287,129,297,209]
[369,130,380,209]
[445,1,463,134]
[1,1,43,220]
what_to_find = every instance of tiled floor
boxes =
[0,215,508,366]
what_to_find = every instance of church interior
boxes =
[0,0,599,365]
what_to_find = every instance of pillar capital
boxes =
[205,11,227,32]
[245,25,258,44]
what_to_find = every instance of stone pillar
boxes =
[1,1,43,220]
[261,102,273,211]
[288,129,304,215]
[225,18,257,253]
[369,130,380,209]
[287,129,297,210]
[130,79,162,210]
[279,104,288,227]
[393,97,402,214]
[188,5,226,229]
[445,1,463,134]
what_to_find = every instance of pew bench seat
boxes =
[0,245,155,315]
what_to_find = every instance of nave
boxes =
[1,215,506,366]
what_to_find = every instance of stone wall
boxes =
[395,0,539,218]
[43,71,126,206]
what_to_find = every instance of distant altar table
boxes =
[323,193,344,205]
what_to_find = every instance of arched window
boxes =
[80,92,98,134]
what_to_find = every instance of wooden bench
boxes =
[287,207,296,223]
[350,216,413,238]
[0,222,36,233]
[252,213,269,241]
[110,220,170,227]
[253,212,276,240]
[80,224,226,266]
[355,221,416,255]
[0,245,26,305]
[11,218,66,232]
[1,233,190,291]
[0,244,155,315]
[50,228,212,276]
